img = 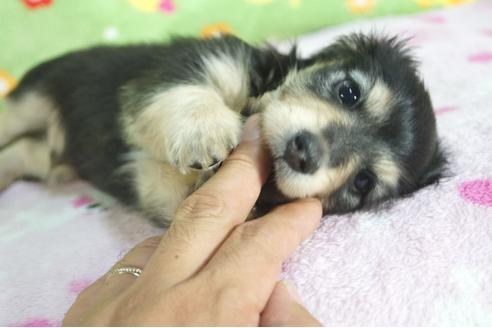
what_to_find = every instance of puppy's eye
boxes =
[338,80,360,106]
[353,170,375,195]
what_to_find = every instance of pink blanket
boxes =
[1,1,492,326]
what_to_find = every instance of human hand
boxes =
[62,116,322,326]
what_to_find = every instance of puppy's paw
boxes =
[167,106,242,174]
[47,164,78,185]
[0,150,17,192]
[124,86,245,174]
[0,173,16,192]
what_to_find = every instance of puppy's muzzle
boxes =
[284,131,321,174]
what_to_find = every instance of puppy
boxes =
[0,33,445,226]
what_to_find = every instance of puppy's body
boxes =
[0,34,445,226]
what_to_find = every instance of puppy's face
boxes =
[259,34,445,213]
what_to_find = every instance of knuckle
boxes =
[236,222,271,246]
[231,222,260,241]
[225,152,256,173]
[230,222,279,260]
[176,191,225,221]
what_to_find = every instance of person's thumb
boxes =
[260,280,322,326]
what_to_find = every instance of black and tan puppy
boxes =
[0,34,445,226]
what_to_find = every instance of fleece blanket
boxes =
[1,1,492,326]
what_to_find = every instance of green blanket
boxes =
[0,0,471,105]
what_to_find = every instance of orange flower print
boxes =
[201,23,233,39]
[443,0,473,5]
[417,0,472,7]
[0,70,17,98]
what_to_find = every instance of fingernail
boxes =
[241,114,261,142]
[282,280,303,304]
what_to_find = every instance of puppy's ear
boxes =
[419,142,448,187]
[306,33,417,71]
[307,33,363,61]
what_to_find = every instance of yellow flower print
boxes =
[347,0,375,14]
[289,0,301,8]
[128,0,159,12]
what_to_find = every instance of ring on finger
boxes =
[107,265,143,279]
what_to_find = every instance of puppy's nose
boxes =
[284,131,321,174]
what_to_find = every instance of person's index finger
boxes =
[199,198,322,310]
[176,114,271,225]
[206,113,271,200]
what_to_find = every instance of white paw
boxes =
[47,164,78,185]
[124,85,245,174]
[0,152,17,191]
[0,174,15,192]
[166,106,242,174]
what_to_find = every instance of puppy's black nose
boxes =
[284,131,321,174]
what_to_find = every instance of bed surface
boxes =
[1,1,492,326]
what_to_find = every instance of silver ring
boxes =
[108,266,143,279]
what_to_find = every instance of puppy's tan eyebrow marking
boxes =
[365,79,393,121]
[373,153,400,189]
[278,91,354,129]
[350,69,372,92]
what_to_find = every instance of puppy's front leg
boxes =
[123,85,243,174]
[121,52,250,175]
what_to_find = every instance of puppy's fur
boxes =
[0,34,445,226]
